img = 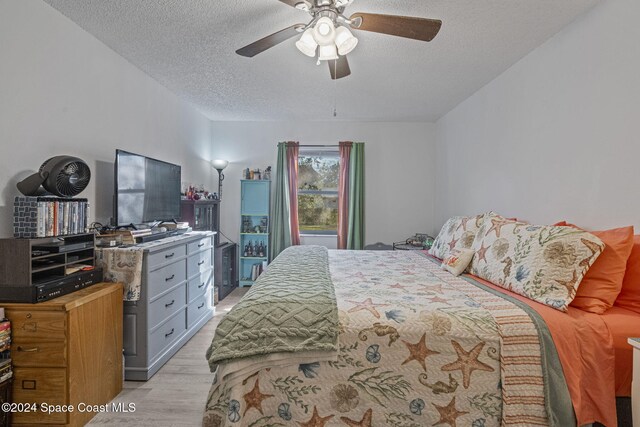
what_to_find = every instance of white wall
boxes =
[435,0,640,231]
[211,122,436,248]
[0,0,213,237]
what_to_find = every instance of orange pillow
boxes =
[615,235,640,314]
[558,225,635,314]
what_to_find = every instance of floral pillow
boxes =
[429,214,487,260]
[468,213,605,311]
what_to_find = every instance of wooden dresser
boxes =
[3,282,123,426]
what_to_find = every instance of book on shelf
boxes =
[14,196,90,238]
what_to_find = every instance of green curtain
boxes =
[346,143,365,250]
[269,143,292,261]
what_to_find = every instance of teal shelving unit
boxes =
[239,180,270,286]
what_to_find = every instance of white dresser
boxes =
[122,231,215,380]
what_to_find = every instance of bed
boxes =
[202,242,640,427]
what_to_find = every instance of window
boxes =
[297,149,339,235]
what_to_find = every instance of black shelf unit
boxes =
[215,242,238,301]
[180,199,238,301]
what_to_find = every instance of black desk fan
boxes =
[17,156,91,197]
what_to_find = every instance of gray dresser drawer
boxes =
[148,261,186,299]
[149,309,187,358]
[149,285,186,331]
[123,231,216,381]
[188,237,212,254]
[187,248,212,279]
[187,269,212,303]
[147,245,187,269]
[187,293,210,328]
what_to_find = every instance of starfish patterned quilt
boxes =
[203,249,575,427]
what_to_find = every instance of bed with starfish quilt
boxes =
[202,244,596,427]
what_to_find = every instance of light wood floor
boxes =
[88,287,249,426]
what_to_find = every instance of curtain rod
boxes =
[278,143,338,147]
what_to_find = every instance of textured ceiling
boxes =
[43,0,599,122]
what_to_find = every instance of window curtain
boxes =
[337,142,352,249]
[337,141,365,250]
[270,141,300,261]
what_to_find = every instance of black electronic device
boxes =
[114,149,182,226]
[32,240,94,253]
[135,230,178,243]
[0,268,103,303]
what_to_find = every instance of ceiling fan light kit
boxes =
[313,17,336,45]
[295,28,318,57]
[236,0,442,80]
[334,26,358,55]
[318,44,338,61]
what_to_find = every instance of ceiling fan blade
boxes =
[277,0,305,7]
[236,24,305,58]
[328,56,351,80]
[349,12,442,42]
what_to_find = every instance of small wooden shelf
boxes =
[68,256,94,264]
[240,256,267,260]
[31,263,66,274]
[0,234,96,300]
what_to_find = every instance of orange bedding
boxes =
[599,305,640,396]
[463,273,618,427]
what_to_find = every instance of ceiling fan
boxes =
[236,0,442,80]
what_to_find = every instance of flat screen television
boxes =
[114,149,182,226]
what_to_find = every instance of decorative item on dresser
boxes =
[239,180,270,286]
[97,232,215,380]
[3,282,123,426]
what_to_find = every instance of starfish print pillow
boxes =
[468,212,605,311]
[429,213,489,260]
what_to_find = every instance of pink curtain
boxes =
[286,141,301,246]
[337,141,352,249]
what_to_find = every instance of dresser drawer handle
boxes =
[17,346,39,353]
[165,300,175,308]
[165,274,175,282]
[165,252,175,259]
[198,243,205,248]
[198,302,205,309]
[198,260,205,266]
[198,282,206,289]
[22,380,36,390]
[165,328,174,338]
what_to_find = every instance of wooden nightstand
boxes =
[629,338,640,427]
